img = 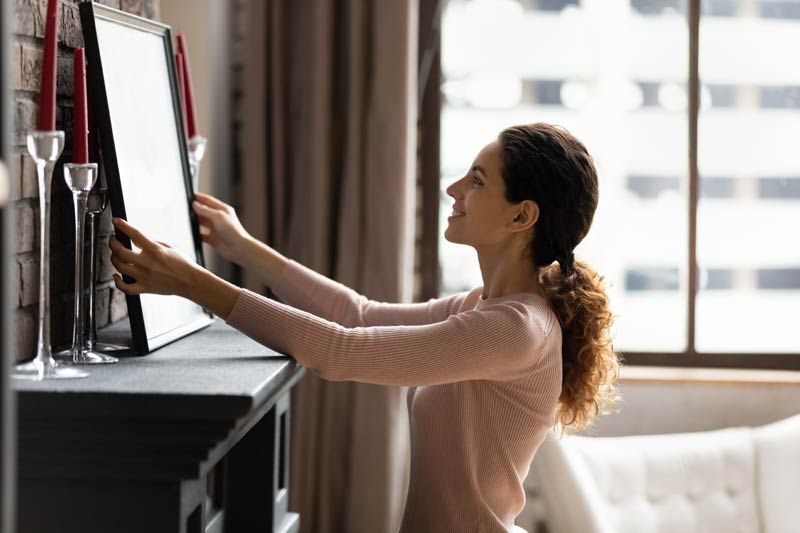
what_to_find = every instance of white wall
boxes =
[584,381,800,437]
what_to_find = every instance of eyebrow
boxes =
[471,165,487,179]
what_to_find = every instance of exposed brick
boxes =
[31,204,39,250]
[13,43,23,91]
[20,255,39,307]
[97,235,115,282]
[56,52,73,97]
[12,0,38,37]
[11,0,158,331]
[14,308,36,362]
[120,0,143,16]
[19,43,41,93]
[20,154,38,199]
[59,3,83,49]
[93,286,111,329]
[110,287,127,322]
[34,0,50,38]
[11,154,23,202]
[144,2,158,19]
[15,203,34,254]
[98,205,113,236]
[14,97,37,145]
[12,261,21,308]
[97,0,122,9]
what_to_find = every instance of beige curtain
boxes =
[240,1,419,532]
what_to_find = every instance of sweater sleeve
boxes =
[271,259,474,327]
[226,288,543,386]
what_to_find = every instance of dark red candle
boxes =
[37,0,60,131]
[175,52,189,138]
[72,48,89,164]
[176,34,199,137]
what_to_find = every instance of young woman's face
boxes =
[444,140,535,247]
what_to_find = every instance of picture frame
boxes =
[80,2,213,354]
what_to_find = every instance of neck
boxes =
[475,241,543,300]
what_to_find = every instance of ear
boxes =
[510,200,539,233]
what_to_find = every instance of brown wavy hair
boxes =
[498,123,620,432]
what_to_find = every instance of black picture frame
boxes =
[80,2,213,355]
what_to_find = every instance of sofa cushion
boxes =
[754,413,800,533]
[563,427,760,533]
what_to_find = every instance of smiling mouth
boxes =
[450,209,465,217]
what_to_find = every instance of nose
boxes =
[445,177,462,199]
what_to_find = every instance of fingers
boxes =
[194,192,232,212]
[109,236,140,263]
[110,254,144,279]
[112,218,158,251]
[192,201,219,219]
[113,273,145,295]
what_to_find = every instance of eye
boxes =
[472,175,483,185]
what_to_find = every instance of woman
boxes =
[109,122,619,532]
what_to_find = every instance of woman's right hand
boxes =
[191,192,251,264]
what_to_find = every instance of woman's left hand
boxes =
[109,217,200,298]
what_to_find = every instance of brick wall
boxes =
[11,0,159,360]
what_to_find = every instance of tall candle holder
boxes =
[83,185,128,353]
[55,164,117,364]
[13,131,89,380]
[187,135,207,193]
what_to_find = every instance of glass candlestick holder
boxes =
[83,185,128,353]
[55,163,117,364]
[12,131,89,380]
[187,135,207,193]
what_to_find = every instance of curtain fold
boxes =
[240,1,419,531]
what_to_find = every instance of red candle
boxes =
[37,0,61,131]
[87,68,98,163]
[176,34,199,137]
[175,52,189,138]
[72,48,89,164]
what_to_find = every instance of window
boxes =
[437,0,800,368]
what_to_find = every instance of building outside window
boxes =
[438,0,800,358]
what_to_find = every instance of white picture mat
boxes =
[95,18,206,343]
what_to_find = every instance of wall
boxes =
[11,0,159,360]
[585,379,800,437]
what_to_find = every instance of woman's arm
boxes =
[225,288,545,387]
[270,259,476,327]
[192,193,472,327]
[108,218,545,386]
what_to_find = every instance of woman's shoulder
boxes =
[472,289,558,338]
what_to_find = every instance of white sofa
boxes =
[529,413,800,533]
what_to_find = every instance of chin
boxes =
[443,226,464,245]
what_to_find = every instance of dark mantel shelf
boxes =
[15,318,302,418]
[13,319,305,533]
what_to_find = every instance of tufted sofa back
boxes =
[530,414,800,533]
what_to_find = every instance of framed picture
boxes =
[80,2,213,354]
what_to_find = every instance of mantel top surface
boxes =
[13,319,302,403]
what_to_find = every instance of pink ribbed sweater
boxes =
[225,259,563,532]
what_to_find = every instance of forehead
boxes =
[473,140,503,177]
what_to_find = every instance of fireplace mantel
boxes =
[14,318,304,533]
